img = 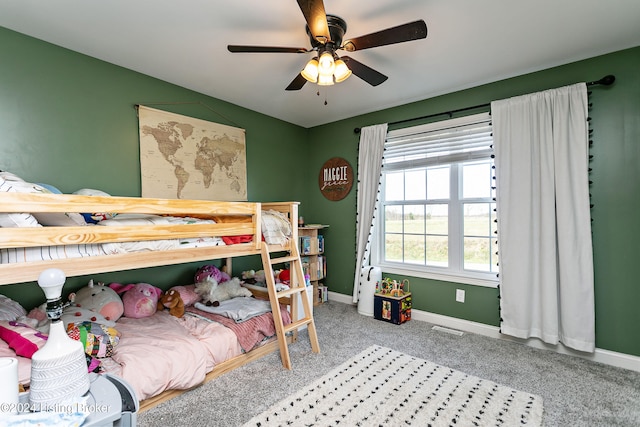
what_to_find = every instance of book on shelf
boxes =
[317,284,328,302]
[301,257,310,277]
[316,255,326,279]
[317,234,324,253]
[300,236,312,255]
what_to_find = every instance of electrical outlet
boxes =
[456,289,465,303]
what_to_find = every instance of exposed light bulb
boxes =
[38,268,66,300]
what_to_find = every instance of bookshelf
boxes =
[299,225,328,305]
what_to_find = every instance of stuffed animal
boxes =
[157,289,185,317]
[109,282,162,318]
[279,269,291,283]
[25,305,48,331]
[69,280,124,322]
[167,285,200,306]
[194,264,231,284]
[61,306,116,328]
[254,270,266,284]
[241,269,267,285]
[195,277,252,307]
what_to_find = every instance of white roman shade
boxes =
[384,112,492,170]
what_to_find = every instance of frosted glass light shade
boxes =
[301,58,319,83]
[334,59,352,83]
[317,73,334,86]
[317,51,335,76]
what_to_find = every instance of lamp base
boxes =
[29,321,90,409]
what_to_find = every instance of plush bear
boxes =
[109,282,162,318]
[167,285,200,307]
[69,280,124,322]
[157,289,185,317]
[195,277,252,307]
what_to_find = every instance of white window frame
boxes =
[371,112,498,288]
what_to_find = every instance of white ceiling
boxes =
[1,1,639,128]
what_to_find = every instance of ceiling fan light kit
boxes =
[227,0,427,91]
[300,50,352,86]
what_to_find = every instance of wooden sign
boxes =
[318,157,354,201]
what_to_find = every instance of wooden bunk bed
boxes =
[0,192,319,411]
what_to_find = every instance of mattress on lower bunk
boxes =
[100,311,241,401]
[4,303,291,402]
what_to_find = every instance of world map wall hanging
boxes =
[318,157,354,201]
[137,105,247,201]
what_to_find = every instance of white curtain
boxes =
[492,83,595,353]
[352,124,388,303]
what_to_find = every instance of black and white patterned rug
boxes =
[244,345,543,426]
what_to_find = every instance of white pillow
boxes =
[32,183,86,226]
[0,172,42,228]
[0,295,27,321]
[0,172,86,227]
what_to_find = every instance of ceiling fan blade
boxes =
[297,0,331,43]
[286,73,308,91]
[341,56,388,86]
[228,45,309,54]
[342,20,427,52]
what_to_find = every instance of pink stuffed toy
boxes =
[109,282,162,319]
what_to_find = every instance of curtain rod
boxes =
[353,74,615,134]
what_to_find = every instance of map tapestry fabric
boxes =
[138,105,247,201]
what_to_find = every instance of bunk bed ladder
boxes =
[260,241,320,370]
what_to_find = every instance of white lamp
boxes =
[29,268,90,409]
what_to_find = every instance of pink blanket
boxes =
[2,306,286,402]
[100,311,241,401]
[185,304,291,352]
[0,339,31,387]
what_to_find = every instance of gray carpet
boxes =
[138,301,640,426]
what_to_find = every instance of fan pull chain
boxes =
[317,89,328,106]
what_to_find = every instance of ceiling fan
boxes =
[227,0,428,91]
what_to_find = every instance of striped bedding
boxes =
[0,214,226,264]
[0,210,291,264]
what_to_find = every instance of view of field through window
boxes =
[382,160,499,274]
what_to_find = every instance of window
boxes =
[372,113,498,287]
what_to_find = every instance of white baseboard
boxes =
[327,291,640,373]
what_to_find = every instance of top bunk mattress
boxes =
[0,209,292,264]
[0,214,226,263]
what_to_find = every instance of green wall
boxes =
[1,24,639,357]
[306,46,640,357]
[0,26,309,306]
